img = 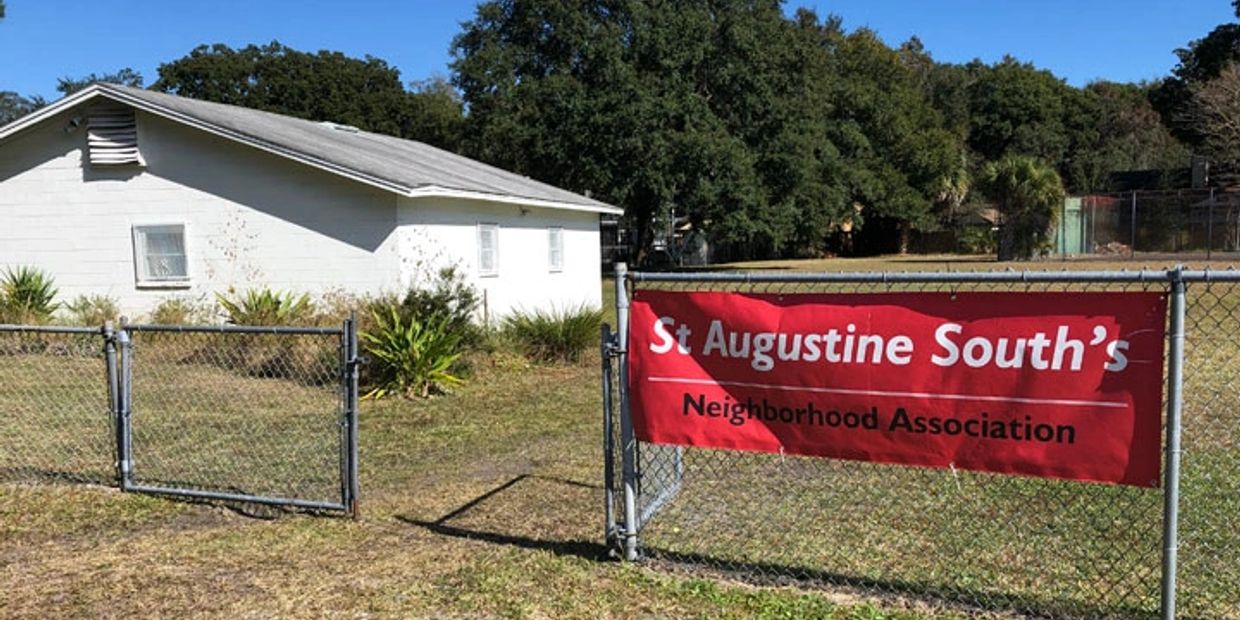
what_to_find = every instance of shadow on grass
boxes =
[0,466,114,487]
[396,473,612,562]
[642,548,1160,620]
[396,474,1162,620]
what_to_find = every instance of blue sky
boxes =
[1,1,1235,100]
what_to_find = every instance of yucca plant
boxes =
[362,306,464,399]
[1,266,59,324]
[216,289,314,326]
[502,305,603,364]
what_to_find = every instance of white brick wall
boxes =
[0,104,605,321]
[397,197,604,321]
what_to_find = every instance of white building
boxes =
[0,83,621,320]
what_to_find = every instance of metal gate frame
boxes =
[603,262,1240,620]
[107,319,360,515]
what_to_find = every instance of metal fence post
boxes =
[1161,268,1187,620]
[102,322,122,487]
[601,323,617,548]
[1207,188,1215,260]
[116,323,133,491]
[344,312,360,518]
[615,261,639,561]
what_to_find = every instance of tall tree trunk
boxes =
[897,221,911,254]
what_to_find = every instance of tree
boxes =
[1068,81,1189,190]
[1182,62,1240,165]
[828,28,965,253]
[967,57,1075,168]
[1150,1,1240,145]
[453,0,834,262]
[0,92,45,125]
[56,68,144,95]
[154,42,464,150]
[979,156,1064,260]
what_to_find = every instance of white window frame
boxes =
[477,223,499,277]
[132,223,191,288]
[548,226,564,273]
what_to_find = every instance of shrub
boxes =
[502,305,602,364]
[66,294,119,325]
[361,307,464,399]
[216,289,314,326]
[400,266,482,347]
[0,266,59,324]
[149,297,211,325]
[958,225,998,255]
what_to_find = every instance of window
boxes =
[478,223,498,276]
[133,224,189,286]
[548,227,563,272]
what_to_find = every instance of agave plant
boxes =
[1,266,60,324]
[215,289,314,326]
[361,306,464,399]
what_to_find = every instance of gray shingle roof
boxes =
[83,84,619,213]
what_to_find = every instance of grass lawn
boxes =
[1,254,1236,619]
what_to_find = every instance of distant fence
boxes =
[0,321,359,514]
[604,266,1239,619]
[1061,189,1240,260]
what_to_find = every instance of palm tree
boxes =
[979,155,1065,260]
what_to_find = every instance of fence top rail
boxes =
[124,323,343,336]
[0,324,104,334]
[627,267,1240,285]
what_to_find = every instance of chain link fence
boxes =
[605,269,1239,619]
[0,325,114,485]
[0,321,359,514]
[1064,189,1240,260]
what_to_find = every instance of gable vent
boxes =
[87,110,143,166]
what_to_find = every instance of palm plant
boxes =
[979,155,1065,260]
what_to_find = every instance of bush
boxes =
[216,289,314,326]
[502,305,602,364]
[958,225,998,255]
[149,297,211,325]
[399,266,482,347]
[66,294,119,325]
[361,307,464,398]
[0,266,59,324]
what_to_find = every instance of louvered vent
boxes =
[87,110,143,166]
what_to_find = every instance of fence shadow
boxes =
[0,466,113,487]
[395,473,611,562]
[642,547,1160,620]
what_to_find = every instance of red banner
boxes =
[629,290,1166,487]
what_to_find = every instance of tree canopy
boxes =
[6,0,1237,260]
[154,42,463,150]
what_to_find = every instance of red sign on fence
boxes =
[628,290,1167,487]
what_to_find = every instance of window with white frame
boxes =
[548,227,563,272]
[478,223,499,276]
[132,224,189,285]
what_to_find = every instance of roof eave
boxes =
[0,85,104,141]
[406,185,623,215]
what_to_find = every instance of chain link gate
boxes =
[1,319,359,515]
[604,265,1240,619]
